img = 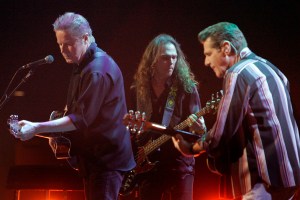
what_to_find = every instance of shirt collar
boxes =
[72,42,97,74]
[239,47,252,59]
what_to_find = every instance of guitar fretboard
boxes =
[143,134,171,155]
[143,106,210,156]
[173,107,210,130]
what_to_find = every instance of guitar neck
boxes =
[143,134,171,156]
[128,102,215,157]
[141,107,208,156]
[173,106,209,130]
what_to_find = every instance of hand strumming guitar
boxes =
[172,113,206,157]
[172,133,207,157]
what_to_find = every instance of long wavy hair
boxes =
[132,34,198,118]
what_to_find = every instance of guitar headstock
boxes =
[123,110,147,134]
[123,110,167,134]
[205,90,223,114]
[7,114,20,137]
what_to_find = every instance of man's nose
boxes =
[60,44,67,53]
[204,58,210,67]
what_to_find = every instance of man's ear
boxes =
[222,40,231,55]
[83,33,89,44]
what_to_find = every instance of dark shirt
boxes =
[129,79,202,175]
[66,42,135,172]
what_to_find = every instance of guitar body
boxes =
[120,147,157,196]
[120,135,158,196]
[47,111,78,170]
[206,130,246,176]
[206,155,228,176]
[45,110,72,160]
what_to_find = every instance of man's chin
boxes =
[215,72,225,79]
[64,59,74,64]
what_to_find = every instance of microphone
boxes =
[21,55,54,70]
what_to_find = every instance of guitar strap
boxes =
[161,85,177,127]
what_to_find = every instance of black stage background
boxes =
[0,1,299,199]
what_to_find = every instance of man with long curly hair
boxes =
[127,34,206,200]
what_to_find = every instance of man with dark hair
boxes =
[173,22,300,200]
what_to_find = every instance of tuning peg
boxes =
[128,110,134,118]
[137,122,144,135]
[210,93,216,105]
[131,124,138,133]
[141,112,146,122]
[11,115,18,121]
[206,100,211,108]
[135,111,140,121]
[219,90,224,96]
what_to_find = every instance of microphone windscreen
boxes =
[45,55,54,64]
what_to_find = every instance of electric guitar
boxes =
[119,91,223,196]
[7,111,78,170]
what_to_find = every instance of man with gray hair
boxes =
[12,12,136,200]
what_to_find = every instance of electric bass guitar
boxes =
[8,111,78,170]
[119,91,222,196]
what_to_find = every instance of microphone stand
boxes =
[0,69,35,111]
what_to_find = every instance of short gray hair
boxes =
[53,12,95,43]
